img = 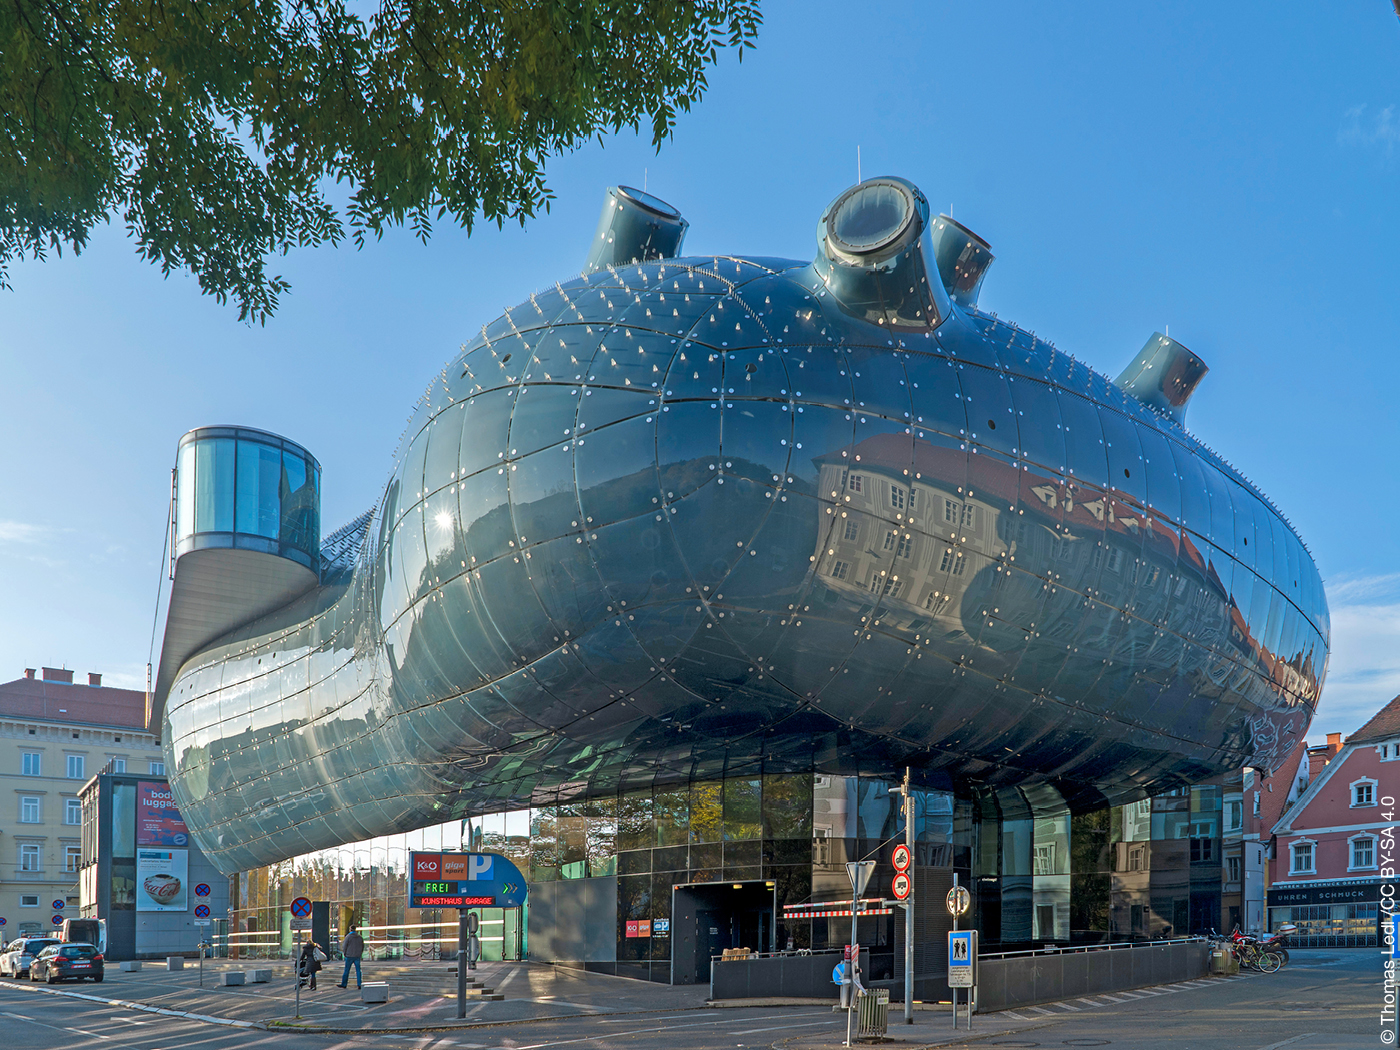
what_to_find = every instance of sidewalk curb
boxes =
[0,979,268,1030]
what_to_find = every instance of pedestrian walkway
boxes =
[0,959,713,1031]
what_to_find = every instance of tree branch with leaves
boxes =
[0,0,761,321]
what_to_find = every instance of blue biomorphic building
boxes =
[152,178,1328,976]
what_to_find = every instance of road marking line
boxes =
[1001,1011,1029,1019]
[1253,1035,1318,1050]
[1052,1002,1080,1011]
[730,1022,836,1035]
[1075,998,1100,1007]
[510,1011,831,1048]
[1097,994,1125,1002]
[1026,1006,1056,1015]
[599,1014,701,1023]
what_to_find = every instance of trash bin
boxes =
[857,988,889,1036]
[1209,945,1239,975]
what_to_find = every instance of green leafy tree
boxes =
[0,0,761,322]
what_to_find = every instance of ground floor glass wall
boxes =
[229,769,1256,971]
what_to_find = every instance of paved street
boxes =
[0,950,1380,1050]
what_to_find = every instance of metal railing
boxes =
[712,946,846,963]
[980,935,1207,961]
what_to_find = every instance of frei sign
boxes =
[409,852,527,908]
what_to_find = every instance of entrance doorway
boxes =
[671,880,775,986]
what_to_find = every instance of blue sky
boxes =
[2,1,1396,743]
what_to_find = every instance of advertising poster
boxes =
[136,848,189,912]
[137,782,190,847]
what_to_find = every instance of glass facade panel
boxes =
[194,437,235,533]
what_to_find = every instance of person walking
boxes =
[297,939,322,990]
[337,924,365,989]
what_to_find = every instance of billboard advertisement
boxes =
[136,848,188,911]
[137,782,190,847]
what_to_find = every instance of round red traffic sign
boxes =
[290,896,313,918]
[892,872,911,900]
[892,844,912,872]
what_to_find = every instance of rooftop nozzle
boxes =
[930,215,994,307]
[583,185,688,273]
[1114,332,1209,424]
[813,177,949,329]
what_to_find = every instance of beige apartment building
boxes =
[0,667,162,937]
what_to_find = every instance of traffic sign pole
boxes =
[289,896,312,1020]
[893,767,914,1025]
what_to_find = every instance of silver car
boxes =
[0,937,60,978]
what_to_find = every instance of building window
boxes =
[943,498,958,524]
[1351,836,1377,870]
[843,519,859,542]
[21,752,40,777]
[883,530,897,552]
[961,504,977,530]
[1253,793,1261,816]
[19,895,38,908]
[19,797,39,824]
[831,560,849,582]
[844,473,863,494]
[889,485,906,511]
[65,799,81,825]
[1290,841,1315,875]
[940,548,966,574]
[1353,781,1376,807]
[868,572,884,593]
[923,591,947,610]
[1190,837,1214,863]
[110,758,126,773]
[19,844,41,872]
[66,755,84,780]
[65,847,81,873]
[896,534,912,558]
[1225,799,1243,833]
[1227,856,1241,883]
[149,761,165,775]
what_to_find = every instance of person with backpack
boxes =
[337,925,365,989]
[297,939,323,990]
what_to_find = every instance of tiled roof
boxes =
[0,676,149,729]
[1348,695,1400,744]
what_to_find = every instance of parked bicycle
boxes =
[1211,928,1282,972]
[1250,923,1295,967]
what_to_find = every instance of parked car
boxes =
[0,937,60,978]
[29,942,103,983]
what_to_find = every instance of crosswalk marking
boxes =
[989,972,1257,1021]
